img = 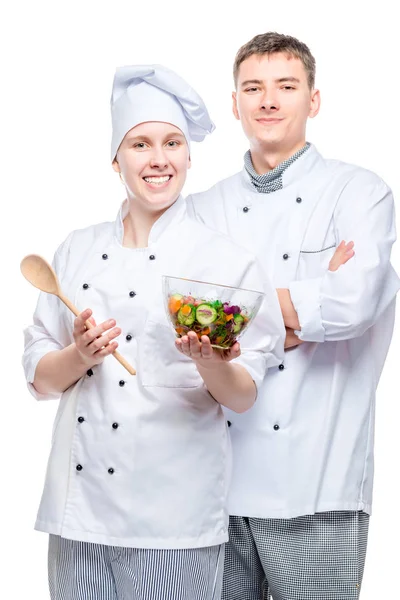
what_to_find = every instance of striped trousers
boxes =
[48,535,225,600]
[222,511,369,600]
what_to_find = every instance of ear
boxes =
[309,88,321,119]
[232,91,240,121]
[112,158,121,173]
[187,154,192,170]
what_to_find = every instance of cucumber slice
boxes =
[177,305,196,326]
[232,314,245,333]
[196,304,218,326]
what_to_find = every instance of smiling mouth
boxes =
[256,118,283,124]
[143,175,172,185]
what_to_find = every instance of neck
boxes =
[249,139,307,174]
[122,200,167,249]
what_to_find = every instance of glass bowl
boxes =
[162,276,265,349]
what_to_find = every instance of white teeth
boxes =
[144,176,171,184]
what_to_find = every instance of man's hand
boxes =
[329,240,355,271]
[175,331,241,368]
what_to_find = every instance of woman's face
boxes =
[113,122,190,212]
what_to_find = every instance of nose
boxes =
[259,89,279,111]
[149,146,169,170]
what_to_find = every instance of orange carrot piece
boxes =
[169,298,182,314]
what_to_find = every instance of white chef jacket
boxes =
[23,195,284,549]
[187,144,400,519]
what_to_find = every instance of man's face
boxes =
[233,52,320,151]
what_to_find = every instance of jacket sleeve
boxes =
[22,232,74,400]
[233,259,285,390]
[289,175,400,342]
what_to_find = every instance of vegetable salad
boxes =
[167,293,250,348]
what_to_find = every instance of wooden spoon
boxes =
[20,254,136,376]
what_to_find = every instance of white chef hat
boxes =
[110,64,215,161]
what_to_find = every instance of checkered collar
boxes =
[244,142,311,193]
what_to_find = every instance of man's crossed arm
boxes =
[280,241,355,348]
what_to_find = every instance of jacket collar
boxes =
[114,195,187,246]
[241,144,324,193]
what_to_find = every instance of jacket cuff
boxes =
[24,348,63,401]
[288,278,326,343]
[26,381,60,401]
[234,351,270,392]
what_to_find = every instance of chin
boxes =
[144,194,178,212]
[257,133,285,146]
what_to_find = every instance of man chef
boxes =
[187,31,400,600]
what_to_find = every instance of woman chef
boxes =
[22,65,284,600]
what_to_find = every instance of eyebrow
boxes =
[240,76,301,88]
[241,79,263,88]
[164,132,186,140]
[126,135,151,143]
[276,77,301,84]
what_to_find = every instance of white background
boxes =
[1,1,399,597]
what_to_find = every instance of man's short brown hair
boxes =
[233,32,316,89]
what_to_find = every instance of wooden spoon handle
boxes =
[58,294,136,376]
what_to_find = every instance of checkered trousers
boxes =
[48,535,225,600]
[222,511,369,600]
